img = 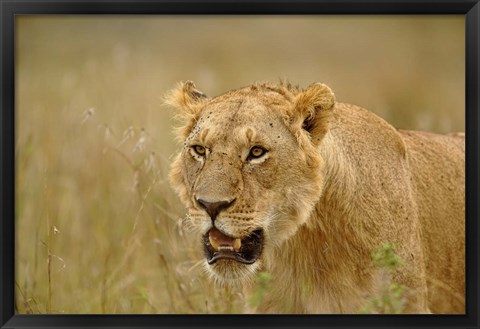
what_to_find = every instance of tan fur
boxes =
[166,81,465,314]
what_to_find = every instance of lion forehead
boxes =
[189,101,289,147]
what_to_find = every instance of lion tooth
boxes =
[208,228,241,252]
[209,234,220,251]
[233,238,241,251]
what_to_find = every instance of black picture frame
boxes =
[1,0,479,328]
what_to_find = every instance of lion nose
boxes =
[196,198,235,221]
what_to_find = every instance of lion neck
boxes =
[260,129,374,313]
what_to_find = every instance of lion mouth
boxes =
[203,227,263,265]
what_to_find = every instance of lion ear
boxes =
[164,80,208,121]
[292,82,335,143]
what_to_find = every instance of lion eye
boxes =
[248,146,267,159]
[192,145,206,156]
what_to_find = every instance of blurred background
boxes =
[15,15,464,314]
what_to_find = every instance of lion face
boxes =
[167,81,335,283]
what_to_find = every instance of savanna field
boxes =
[15,16,464,314]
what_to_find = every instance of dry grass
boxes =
[15,16,464,314]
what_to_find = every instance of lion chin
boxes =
[166,80,465,314]
[204,258,262,285]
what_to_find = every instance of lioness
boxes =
[167,81,464,314]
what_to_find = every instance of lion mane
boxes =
[167,81,464,314]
